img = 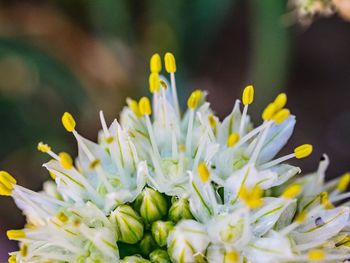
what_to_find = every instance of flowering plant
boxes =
[2,53,350,263]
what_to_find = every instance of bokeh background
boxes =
[0,0,350,259]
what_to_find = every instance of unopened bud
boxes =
[121,255,151,263]
[135,187,167,224]
[168,198,193,223]
[152,220,174,247]
[140,233,158,257]
[109,205,144,244]
[149,249,171,263]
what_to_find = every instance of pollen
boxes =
[307,249,326,261]
[272,108,290,124]
[274,93,287,110]
[59,152,73,169]
[239,186,264,209]
[0,171,16,196]
[150,53,162,73]
[282,184,301,199]
[262,103,276,121]
[62,112,76,132]
[164,52,176,73]
[242,85,254,105]
[227,133,240,147]
[37,142,51,153]
[197,162,210,183]
[224,250,239,263]
[127,99,142,117]
[7,229,25,240]
[187,89,203,109]
[149,72,160,93]
[294,144,313,159]
[337,172,350,192]
[139,97,152,116]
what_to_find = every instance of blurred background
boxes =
[0,0,350,259]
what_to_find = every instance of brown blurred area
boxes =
[0,0,349,259]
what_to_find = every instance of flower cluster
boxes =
[2,53,350,263]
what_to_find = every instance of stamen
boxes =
[37,142,51,153]
[274,93,287,110]
[272,108,290,124]
[149,73,160,93]
[139,97,152,116]
[57,211,69,223]
[150,53,162,73]
[282,184,301,199]
[8,255,16,263]
[307,249,326,261]
[320,192,334,209]
[227,133,240,148]
[7,229,25,240]
[337,172,350,192]
[0,171,17,196]
[186,90,203,156]
[262,103,276,121]
[164,52,180,117]
[224,250,239,263]
[239,85,254,135]
[127,98,142,117]
[197,162,210,183]
[59,152,73,169]
[294,144,313,159]
[61,112,76,132]
[239,186,264,209]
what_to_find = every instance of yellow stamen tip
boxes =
[307,249,326,261]
[227,133,240,147]
[7,229,25,240]
[337,172,350,192]
[242,85,254,105]
[239,186,264,209]
[262,103,276,121]
[8,255,16,263]
[197,162,210,183]
[295,211,307,223]
[164,52,176,73]
[149,72,160,93]
[208,114,216,128]
[0,171,16,196]
[127,98,142,117]
[61,112,76,132]
[150,53,162,73]
[37,142,51,153]
[57,211,69,223]
[320,192,334,209]
[224,250,239,263]
[282,184,301,199]
[160,80,167,90]
[274,93,287,110]
[139,97,152,116]
[49,171,57,180]
[59,152,73,169]
[272,108,290,124]
[294,144,313,159]
[187,89,203,109]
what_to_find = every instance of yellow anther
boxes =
[336,235,350,247]
[128,99,142,117]
[150,53,162,73]
[61,112,76,132]
[164,52,176,73]
[227,133,240,148]
[57,211,69,223]
[0,171,16,196]
[89,159,101,169]
[139,97,152,116]
[49,171,57,180]
[337,172,350,192]
[320,192,334,209]
[160,80,167,90]
[274,93,287,110]
[149,72,160,93]
[20,244,28,257]
[37,142,51,153]
[7,229,25,240]
[197,162,210,183]
[242,85,254,106]
[295,211,307,223]
[294,144,313,159]
[262,103,276,121]
[282,184,301,199]
[272,108,290,124]
[187,89,203,109]
[307,249,326,261]
[106,136,114,144]
[179,144,186,153]
[224,250,239,263]
[239,186,264,209]
[59,152,73,169]
[208,114,216,128]
[8,255,16,263]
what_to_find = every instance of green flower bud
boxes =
[109,205,144,244]
[151,220,174,247]
[149,249,171,263]
[140,233,158,257]
[121,255,150,263]
[168,198,193,222]
[136,187,167,224]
